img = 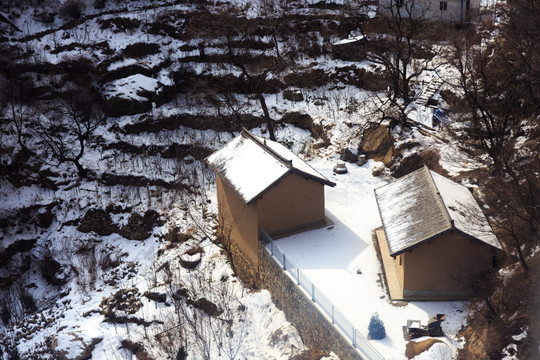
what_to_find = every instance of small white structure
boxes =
[378,0,479,22]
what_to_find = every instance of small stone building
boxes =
[206,129,335,284]
[374,165,502,300]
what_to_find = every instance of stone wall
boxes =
[258,242,365,360]
[228,241,260,290]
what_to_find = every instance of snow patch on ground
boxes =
[103,74,159,101]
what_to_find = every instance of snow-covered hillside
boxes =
[0,0,537,359]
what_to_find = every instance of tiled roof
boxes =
[374,166,500,256]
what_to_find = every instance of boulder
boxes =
[40,256,69,286]
[102,74,160,117]
[360,124,394,166]
[143,291,168,304]
[459,325,490,359]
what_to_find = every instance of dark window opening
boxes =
[440,1,447,10]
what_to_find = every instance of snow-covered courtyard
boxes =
[274,159,469,360]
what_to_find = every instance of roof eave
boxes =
[246,167,336,204]
[292,168,336,187]
[452,227,503,251]
[245,169,293,205]
[389,226,502,257]
[389,226,453,257]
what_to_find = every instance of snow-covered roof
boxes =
[206,129,335,204]
[331,35,366,46]
[374,166,500,256]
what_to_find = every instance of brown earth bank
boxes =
[457,254,539,359]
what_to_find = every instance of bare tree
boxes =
[1,100,37,154]
[0,276,37,325]
[447,26,528,170]
[34,90,105,178]
[500,0,540,108]
[0,65,40,156]
[204,79,248,137]
[187,5,290,140]
[213,281,247,360]
[483,161,540,271]
[222,11,289,141]
[446,2,540,270]
[353,0,443,129]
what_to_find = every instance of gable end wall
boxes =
[257,173,326,237]
[402,230,496,299]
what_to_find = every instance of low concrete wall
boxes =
[258,242,364,360]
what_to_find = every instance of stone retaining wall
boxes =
[228,241,260,289]
[258,242,364,360]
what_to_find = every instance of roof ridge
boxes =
[424,165,453,229]
[241,128,292,169]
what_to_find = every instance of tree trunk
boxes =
[256,91,276,141]
[72,160,88,179]
[514,236,529,271]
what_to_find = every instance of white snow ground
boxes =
[274,159,468,360]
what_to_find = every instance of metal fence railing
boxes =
[260,229,384,360]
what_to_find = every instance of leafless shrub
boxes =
[74,249,97,295]
[0,278,37,325]
[68,238,122,295]
[97,243,124,271]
